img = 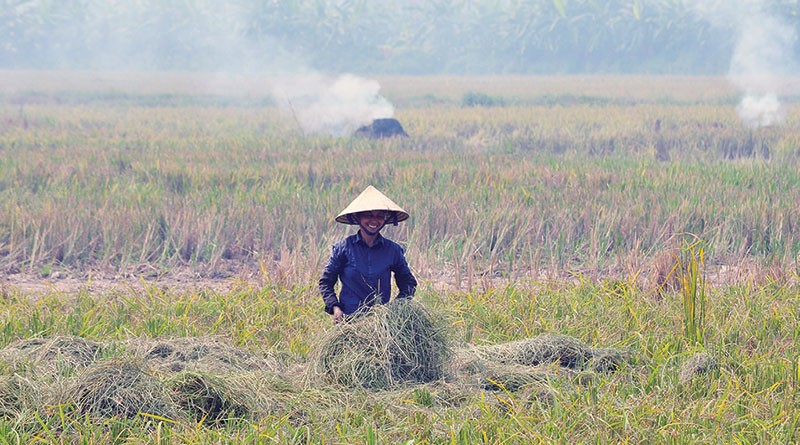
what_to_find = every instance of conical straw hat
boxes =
[335,185,409,225]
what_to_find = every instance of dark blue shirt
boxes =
[319,232,417,315]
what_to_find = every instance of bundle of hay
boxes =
[123,335,283,375]
[450,347,563,392]
[473,333,593,369]
[0,336,102,375]
[589,348,630,373]
[67,358,178,420]
[312,299,451,390]
[167,371,254,425]
[0,374,40,416]
[679,352,718,385]
[478,362,553,392]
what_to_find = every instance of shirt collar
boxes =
[354,231,384,247]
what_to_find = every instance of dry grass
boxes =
[0,335,288,423]
[471,333,594,369]
[0,335,102,376]
[67,358,179,420]
[679,352,719,385]
[167,371,264,425]
[451,333,630,392]
[123,335,285,375]
[0,374,40,416]
[310,299,451,389]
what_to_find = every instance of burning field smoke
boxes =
[269,73,395,136]
[729,5,794,128]
[693,0,796,128]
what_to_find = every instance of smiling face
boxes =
[357,210,389,234]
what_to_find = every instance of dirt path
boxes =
[1,265,263,297]
[3,261,797,298]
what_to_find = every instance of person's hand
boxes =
[333,306,344,323]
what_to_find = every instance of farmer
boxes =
[319,185,417,323]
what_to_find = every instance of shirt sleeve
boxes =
[319,242,345,314]
[392,246,417,299]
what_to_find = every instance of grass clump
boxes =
[454,333,632,393]
[312,299,451,389]
[588,347,631,373]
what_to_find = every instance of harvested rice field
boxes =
[0,72,799,443]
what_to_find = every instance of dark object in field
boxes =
[355,118,409,138]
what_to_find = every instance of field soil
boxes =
[3,259,797,298]
[1,262,265,297]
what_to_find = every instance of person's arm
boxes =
[319,243,345,314]
[393,247,417,299]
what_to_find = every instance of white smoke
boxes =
[736,94,785,129]
[692,0,796,128]
[269,73,395,136]
[4,0,397,136]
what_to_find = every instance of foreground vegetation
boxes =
[0,272,797,443]
[0,72,798,443]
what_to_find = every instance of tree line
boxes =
[1,0,797,74]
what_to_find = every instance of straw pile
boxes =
[0,334,290,421]
[0,336,102,375]
[453,333,631,393]
[472,333,593,369]
[167,371,255,424]
[67,358,178,419]
[312,299,451,389]
[589,348,629,373]
[679,352,718,385]
[0,374,39,416]
[123,335,284,374]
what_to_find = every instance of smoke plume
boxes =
[692,1,796,128]
[269,73,395,136]
[3,1,396,136]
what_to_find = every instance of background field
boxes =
[0,72,798,443]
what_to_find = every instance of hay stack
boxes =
[0,336,102,375]
[67,358,178,420]
[313,299,451,390]
[473,333,593,369]
[167,371,254,424]
[679,352,718,384]
[123,335,283,374]
[451,348,563,392]
[0,374,39,416]
[589,348,630,373]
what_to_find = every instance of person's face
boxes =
[357,211,389,233]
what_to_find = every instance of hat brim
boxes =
[335,209,409,225]
[335,185,409,225]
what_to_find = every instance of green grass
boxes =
[0,279,797,443]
